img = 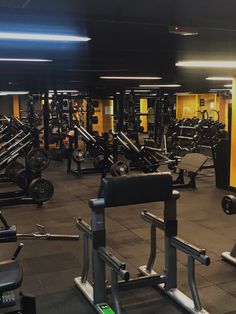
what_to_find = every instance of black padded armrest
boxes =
[101,173,173,207]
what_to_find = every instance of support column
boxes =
[230,78,236,189]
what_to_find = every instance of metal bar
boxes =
[141,210,165,231]
[119,131,140,153]
[98,247,129,281]
[111,270,122,314]
[81,234,90,283]
[171,237,210,265]
[188,256,202,311]
[77,218,92,238]
[146,224,157,272]
[43,92,50,151]
[107,274,165,292]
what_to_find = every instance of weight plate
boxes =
[93,155,111,171]
[5,162,24,180]
[28,178,54,203]
[73,149,85,163]
[111,161,129,177]
[222,195,236,215]
[15,169,28,190]
[26,149,51,171]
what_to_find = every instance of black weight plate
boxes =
[92,116,99,124]
[28,178,54,203]
[5,162,24,180]
[222,195,236,215]
[26,149,51,171]
[15,169,28,190]
[73,149,85,163]
[111,161,129,177]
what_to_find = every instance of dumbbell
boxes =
[222,195,236,215]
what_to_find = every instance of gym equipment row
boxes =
[67,124,129,177]
[0,148,54,207]
[75,173,210,314]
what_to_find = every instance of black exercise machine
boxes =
[221,195,236,265]
[0,148,54,207]
[75,173,210,314]
[0,211,36,313]
[117,131,171,173]
[67,124,129,177]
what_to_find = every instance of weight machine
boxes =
[75,173,210,314]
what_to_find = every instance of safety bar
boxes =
[76,218,91,283]
[119,131,140,153]
[0,132,31,159]
[77,218,92,238]
[141,210,210,312]
[117,135,131,151]
[171,237,210,266]
[0,130,24,151]
[98,247,130,282]
[74,125,92,143]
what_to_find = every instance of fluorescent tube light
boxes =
[139,84,181,88]
[100,76,162,80]
[0,58,52,62]
[0,91,29,95]
[206,77,233,81]
[0,32,91,42]
[176,61,236,68]
[224,84,233,87]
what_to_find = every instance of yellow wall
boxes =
[230,79,236,188]
[13,96,20,118]
[92,99,114,135]
[176,93,228,124]
[140,98,148,132]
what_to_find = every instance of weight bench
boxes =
[174,153,209,189]
[75,173,210,314]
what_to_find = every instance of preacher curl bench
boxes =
[75,173,210,314]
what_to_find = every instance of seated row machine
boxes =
[75,173,210,313]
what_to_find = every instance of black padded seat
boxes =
[101,173,173,207]
[0,260,23,293]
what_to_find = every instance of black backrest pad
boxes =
[102,173,173,207]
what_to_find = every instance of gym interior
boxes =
[0,1,236,314]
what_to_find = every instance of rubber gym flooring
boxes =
[1,162,236,314]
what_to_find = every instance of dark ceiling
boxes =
[1,0,236,95]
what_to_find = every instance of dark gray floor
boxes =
[1,162,236,314]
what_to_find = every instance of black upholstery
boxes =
[101,173,173,207]
[0,260,23,293]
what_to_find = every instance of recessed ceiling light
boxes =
[139,84,181,88]
[176,61,236,68]
[49,90,79,93]
[0,32,91,42]
[133,90,151,93]
[206,77,233,81]
[0,58,52,62]
[174,92,192,95]
[100,76,162,80]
